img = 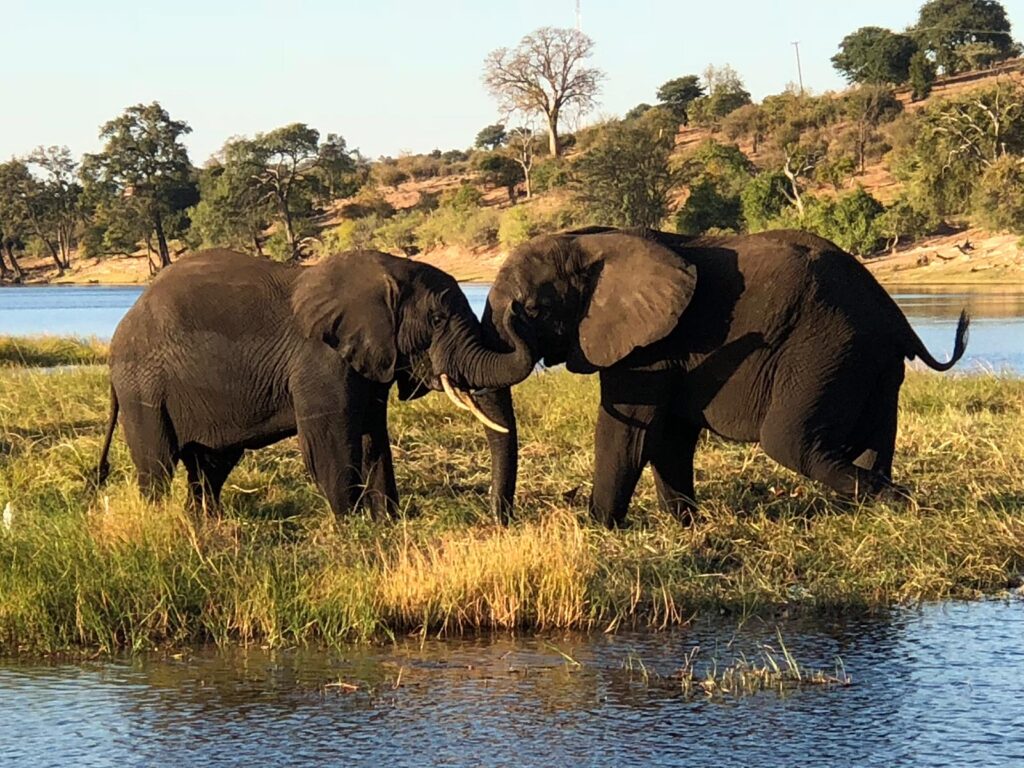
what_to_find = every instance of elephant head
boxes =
[292,250,536,431]
[477,228,699,518]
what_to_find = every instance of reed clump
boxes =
[1,362,1023,653]
[0,336,108,368]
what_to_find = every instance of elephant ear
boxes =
[574,233,698,369]
[292,251,399,383]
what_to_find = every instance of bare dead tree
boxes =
[483,27,604,158]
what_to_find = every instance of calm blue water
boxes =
[1,600,1023,767]
[1,283,1021,373]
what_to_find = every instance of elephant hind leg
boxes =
[759,368,893,501]
[119,398,177,500]
[181,445,244,514]
[848,364,903,480]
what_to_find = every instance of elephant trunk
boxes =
[474,387,518,523]
[433,307,535,392]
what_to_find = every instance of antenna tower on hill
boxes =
[576,0,582,31]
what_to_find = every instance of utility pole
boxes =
[791,41,805,95]
[576,0,582,31]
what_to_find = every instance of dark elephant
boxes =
[476,227,969,527]
[97,248,533,517]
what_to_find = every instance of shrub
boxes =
[676,180,743,235]
[741,171,792,232]
[498,199,590,248]
[531,159,573,193]
[340,187,395,220]
[876,195,938,252]
[374,164,409,189]
[317,216,381,255]
[801,187,885,256]
[440,183,484,211]
[415,207,500,250]
[973,156,1024,235]
[372,211,425,254]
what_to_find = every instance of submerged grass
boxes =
[1,360,1023,653]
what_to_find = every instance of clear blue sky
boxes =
[2,1,1020,164]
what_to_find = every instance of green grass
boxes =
[1,355,1023,654]
[0,336,108,367]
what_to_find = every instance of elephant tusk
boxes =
[440,373,471,411]
[440,374,509,433]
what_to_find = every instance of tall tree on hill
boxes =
[912,0,1017,75]
[483,27,604,157]
[656,75,705,125]
[24,146,83,271]
[831,27,918,85]
[0,161,30,280]
[84,102,194,270]
[474,123,508,150]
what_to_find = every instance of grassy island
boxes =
[1,340,1022,653]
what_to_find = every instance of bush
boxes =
[497,199,588,249]
[801,187,885,256]
[373,211,426,254]
[440,183,484,211]
[531,159,573,193]
[374,164,409,189]
[340,187,395,219]
[876,195,938,252]
[741,171,792,232]
[317,216,381,255]
[415,207,499,250]
[973,156,1024,235]
[676,180,743,235]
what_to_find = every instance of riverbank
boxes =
[1,353,1022,654]
[7,227,1024,287]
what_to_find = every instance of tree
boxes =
[675,140,753,235]
[505,125,541,199]
[483,26,604,157]
[689,64,752,126]
[656,75,705,124]
[84,102,194,270]
[475,123,508,150]
[574,112,678,228]
[842,86,903,174]
[624,103,653,120]
[24,146,83,271]
[973,154,1024,234]
[315,133,359,199]
[0,161,30,280]
[831,27,918,85]
[740,171,791,231]
[908,50,937,101]
[475,153,524,202]
[912,0,1017,75]
[188,160,273,257]
[224,123,336,261]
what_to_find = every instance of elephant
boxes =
[474,227,969,527]
[96,248,534,517]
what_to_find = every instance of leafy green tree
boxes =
[316,133,360,199]
[475,123,507,150]
[476,152,524,201]
[24,146,83,271]
[841,86,903,173]
[912,0,1017,74]
[831,27,918,85]
[83,102,194,269]
[483,27,604,157]
[574,115,677,228]
[0,161,30,280]
[876,194,938,252]
[740,171,791,231]
[973,155,1024,233]
[188,160,273,256]
[624,103,653,120]
[908,50,937,101]
[675,140,753,234]
[689,64,752,126]
[236,123,325,261]
[656,75,705,124]
[803,187,885,256]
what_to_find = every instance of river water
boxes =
[1,283,1023,373]
[2,600,1023,767]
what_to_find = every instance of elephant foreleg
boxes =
[590,402,658,529]
[361,384,399,519]
[293,379,364,518]
[650,416,701,524]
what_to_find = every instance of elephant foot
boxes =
[872,481,912,506]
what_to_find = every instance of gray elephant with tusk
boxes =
[96,248,534,517]
[474,227,969,528]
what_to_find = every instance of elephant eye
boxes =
[429,311,447,330]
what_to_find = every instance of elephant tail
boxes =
[906,309,970,372]
[96,382,119,486]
